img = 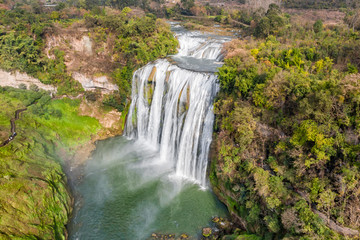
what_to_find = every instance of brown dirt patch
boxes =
[0,4,10,10]
[44,23,117,77]
[63,99,124,166]
[0,130,9,141]
[79,99,122,130]
[284,9,346,25]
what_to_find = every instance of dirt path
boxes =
[0,93,85,148]
[0,108,27,147]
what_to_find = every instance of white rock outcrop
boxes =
[0,70,57,93]
[71,36,93,56]
[72,72,118,92]
[46,34,93,59]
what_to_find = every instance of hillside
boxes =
[0,0,360,239]
[211,5,360,240]
[0,6,178,239]
[282,0,359,9]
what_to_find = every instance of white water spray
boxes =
[125,29,226,187]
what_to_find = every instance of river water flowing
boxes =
[68,23,231,239]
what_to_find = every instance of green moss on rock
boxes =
[0,87,102,239]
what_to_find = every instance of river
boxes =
[68,23,231,240]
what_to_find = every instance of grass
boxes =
[28,98,101,147]
[0,86,102,239]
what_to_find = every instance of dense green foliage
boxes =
[0,6,177,110]
[0,6,178,238]
[283,0,359,9]
[85,10,177,66]
[0,87,102,239]
[0,9,83,95]
[84,8,178,110]
[212,11,360,239]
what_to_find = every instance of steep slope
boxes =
[211,25,360,239]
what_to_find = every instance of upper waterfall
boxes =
[176,32,224,60]
[124,23,229,186]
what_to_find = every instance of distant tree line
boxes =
[282,0,360,9]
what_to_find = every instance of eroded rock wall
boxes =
[0,70,57,93]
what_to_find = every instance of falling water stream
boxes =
[68,23,231,239]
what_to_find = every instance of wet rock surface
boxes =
[148,217,237,240]
[150,233,190,240]
[200,217,236,240]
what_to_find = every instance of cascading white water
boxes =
[68,25,231,240]
[177,32,224,60]
[125,27,226,187]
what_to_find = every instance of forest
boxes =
[282,0,359,9]
[212,4,360,239]
[0,3,178,239]
[0,0,359,239]
[0,5,177,109]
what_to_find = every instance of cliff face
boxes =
[0,90,85,239]
[0,70,57,93]
[72,73,119,92]
[210,98,360,239]
[44,25,119,94]
[210,105,283,234]
[0,84,130,239]
[0,25,119,94]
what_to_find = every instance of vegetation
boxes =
[0,8,83,95]
[0,5,177,107]
[254,4,288,38]
[212,6,360,239]
[0,86,102,239]
[83,8,177,110]
[282,0,359,9]
[84,10,177,67]
[2,0,360,239]
[0,5,177,239]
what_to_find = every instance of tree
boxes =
[345,9,360,31]
[18,83,27,90]
[266,3,281,15]
[313,20,323,33]
[181,0,194,15]
[255,16,271,37]
[29,84,39,92]
[254,3,285,37]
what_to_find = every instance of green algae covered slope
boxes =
[0,87,102,239]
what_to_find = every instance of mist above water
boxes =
[125,23,231,187]
[68,23,230,239]
[68,137,228,239]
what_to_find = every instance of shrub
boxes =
[29,84,39,92]
[18,83,27,90]
[313,20,323,33]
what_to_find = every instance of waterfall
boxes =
[125,28,226,187]
[177,32,224,61]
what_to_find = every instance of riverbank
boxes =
[0,86,126,239]
[0,6,181,237]
[210,5,360,239]
[66,135,229,240]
